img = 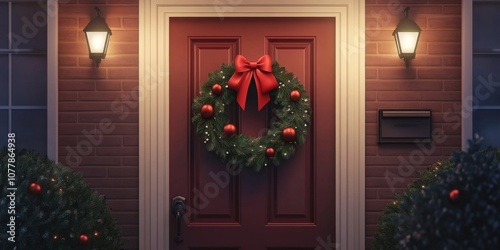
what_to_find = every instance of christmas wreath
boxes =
[192,55,311,171]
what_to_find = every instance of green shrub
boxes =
[373,139,500,249]
[0,150,123,249]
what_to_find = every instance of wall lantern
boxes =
[393,7,421,68]
[83,7,111,68]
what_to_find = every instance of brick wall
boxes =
[56,0,461,249]
[365,0,461,248]
[58,1,139,249]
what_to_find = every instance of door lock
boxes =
[171,196,187,243]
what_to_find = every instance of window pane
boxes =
[473,3,500,50]
[0,55,8,105]
[0,3,8,49]
[12,109,47,155]
[12,54,47,106]
[473,109,500,148]
[11,2,47,50]
[0,110,7,149]
[472,55,500,106]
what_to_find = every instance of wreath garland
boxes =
[192,55,311,171]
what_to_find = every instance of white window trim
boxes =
[139,1,365,249]
[47,0,58,161]
[462,0,472,150]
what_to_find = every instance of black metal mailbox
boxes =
[378,109,432,143]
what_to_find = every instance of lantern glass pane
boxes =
[86,31,108,54]
[396,31,419,53]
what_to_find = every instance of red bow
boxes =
[228,55,279,110]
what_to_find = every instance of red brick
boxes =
[88,136,122,146]
[59,124,96,135]
[80,156,122,166]
[72,167,107,177]
[59,114,78,123]
[60,67,107,79]
[365,189,378,199]
[59,136,78,146]
[428,17,461,29]
[123,136,138,146]
[443,56,461,66]
[59,92,78,101]
[366,80,443,91]
[78,0,107,4]
[119,225,139,237]
[59,102,116,111]
[123,18,139,29]
[420,30,460,42]
[94,188,138,199]
[110,124,138,135]
[86,178,138,187]
[123,156,139,166]
[365,166,388,177]
[366,146,378,156]
[418,68,461,79]
[59,80,95,91]
[99,18,122,29]
[108,67,139,79]
[443,6,461,14]
[379,68,417,79]
[101,6,138,17]
[377,91,460,101]
[107,200,139,212]
[96,147,138,156]
[107,43,139,55]
[59,17,78,28]
[366,111,377,123]
[444,80,461,91]
[428,43,461,55]
[58,42,88,55]
[96,80,122,91]
[366,1,462,247]
[108,0,139,4]
[59,56,78,66]
[366,55,402,66]
[101,55,139,67]
[79,92,123,101]
[79,112,138,123]
[113,212,139,225]
[108,166,138,177]
[59,30,78,42]
[366,91,377,101]
[411,56,443,66]
[365,42,378,54]
[122,81,138,91]
[366,224,379,237]
[366,200,393,211]
[375,0,428,4]
[110,30,139,42]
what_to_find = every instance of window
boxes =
[471,0,500,148]
[0,1,52,156]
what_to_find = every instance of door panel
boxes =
[170,17,335,250]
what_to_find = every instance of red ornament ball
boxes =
[449,189,460,203]
[212,83,223,95]
[223,123,237,137]
[200,104,214,119]
[78,234,89,246]
[290,90,301,102]
[281,127,297,143]
[265,147,275,158]
[27,182,42,196]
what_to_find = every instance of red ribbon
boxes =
[228,55,279,110]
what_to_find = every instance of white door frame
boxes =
[139,1,365,249]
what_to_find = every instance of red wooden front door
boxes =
[169,17,335,250]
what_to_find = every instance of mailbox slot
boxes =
[378,109,432,143]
